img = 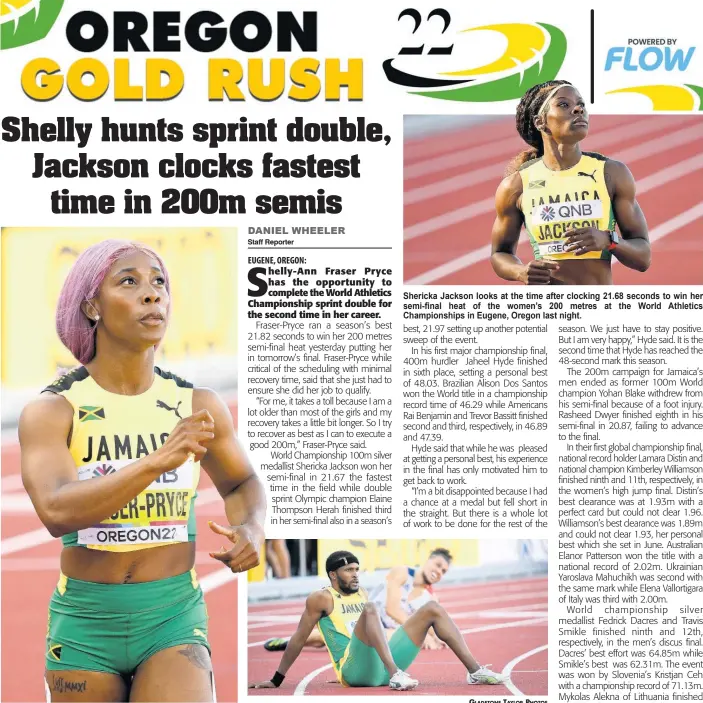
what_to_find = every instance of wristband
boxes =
[271,671,285,687]
[607,229,620,251]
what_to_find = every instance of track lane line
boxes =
[404,117,694,180]
[406,124,703,205]
[502,644,548,697]
[407,166,703,284]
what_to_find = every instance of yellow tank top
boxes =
[44,366,199,552]
[518,152,615,261]
[317,586,367,674]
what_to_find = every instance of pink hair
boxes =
[55,239,171,365]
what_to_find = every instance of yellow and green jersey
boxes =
[317,586,367,675]
[44,366,199,552]
[519,152,615,261]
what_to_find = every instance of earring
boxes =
[94,315,100,322]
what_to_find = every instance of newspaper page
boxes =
[0,1,701,701]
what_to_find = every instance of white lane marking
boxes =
[1,527,53,556]
[405,146,703,243]
[501,644,548,697]
[613,202,703,267]
[2,474,25,492]
[460,617,547,635]
[404,116,691,180]
[405,123,703,205]
[249,616,547,649]
[407,162,703,284]
[294,663,334,696]
[476,609,548,619]
[200,567,237,593]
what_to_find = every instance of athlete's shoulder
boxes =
[308,587,334,613]
[43,366,90,395]
[495,171,523,211]
[601,158,635,196]
[582,151,608,162]
[154,366,193,389]
[517,156,543,171]
[19,392,73,442]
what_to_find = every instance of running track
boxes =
[404,115,703,285]
[1,402,240,702]
[248,575,547,696]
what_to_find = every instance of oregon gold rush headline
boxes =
[19,10,363,101]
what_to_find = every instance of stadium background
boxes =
[249,538,548,696]
[1,227,240,702]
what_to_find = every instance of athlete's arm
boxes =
[563,160,650,271]
[249,590,332,688]
[384,566,411,625]
[490,172,560,284]
[19,394,214,537]
[607,160,651,271]
[195,388,266,573]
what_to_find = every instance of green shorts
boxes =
[46,569,210,676]
[338,628,420,687]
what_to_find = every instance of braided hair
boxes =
[505,80,573,176]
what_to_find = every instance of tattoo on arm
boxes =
[178,644,212,671]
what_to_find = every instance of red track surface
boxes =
[403,115,703,285]
[1,403,240,702]
[248,576,547,696]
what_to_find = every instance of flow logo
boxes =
[606,84,703,111]
[605,44,696,72]
[0,0,64,50]
[383,11,567,102]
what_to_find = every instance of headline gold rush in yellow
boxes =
[21,58,363,101]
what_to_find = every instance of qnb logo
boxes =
[606,84,703,112]
[0,0,64,50]
[605,46,696,72]
[540,206,556,222]
[536,202,597,223]
[383,11,567,102]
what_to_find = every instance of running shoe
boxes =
[389,670,419,691]
[263,638,289,651]
[467,666,507,685]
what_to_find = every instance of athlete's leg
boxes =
[45,670,128,703]
[401,602,480,673]
[129,644,213,703]
[268,540,291,579]
[351,602,398,677]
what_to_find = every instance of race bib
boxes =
[76,457,195,546]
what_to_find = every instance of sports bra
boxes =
[44,366,198,552]
[518,152,615,261]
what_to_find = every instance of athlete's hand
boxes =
[208,521,263,573]
[423,634,446,650]
[152,409,215,472]
[249,681,277,689]
[519,260,560,285]
[563,227,611,255]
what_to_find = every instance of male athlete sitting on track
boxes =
[263,547,453,652]
[249,550,506,691]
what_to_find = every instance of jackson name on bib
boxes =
[519,152,615,261]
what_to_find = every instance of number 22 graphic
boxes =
[398,8,454,55]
